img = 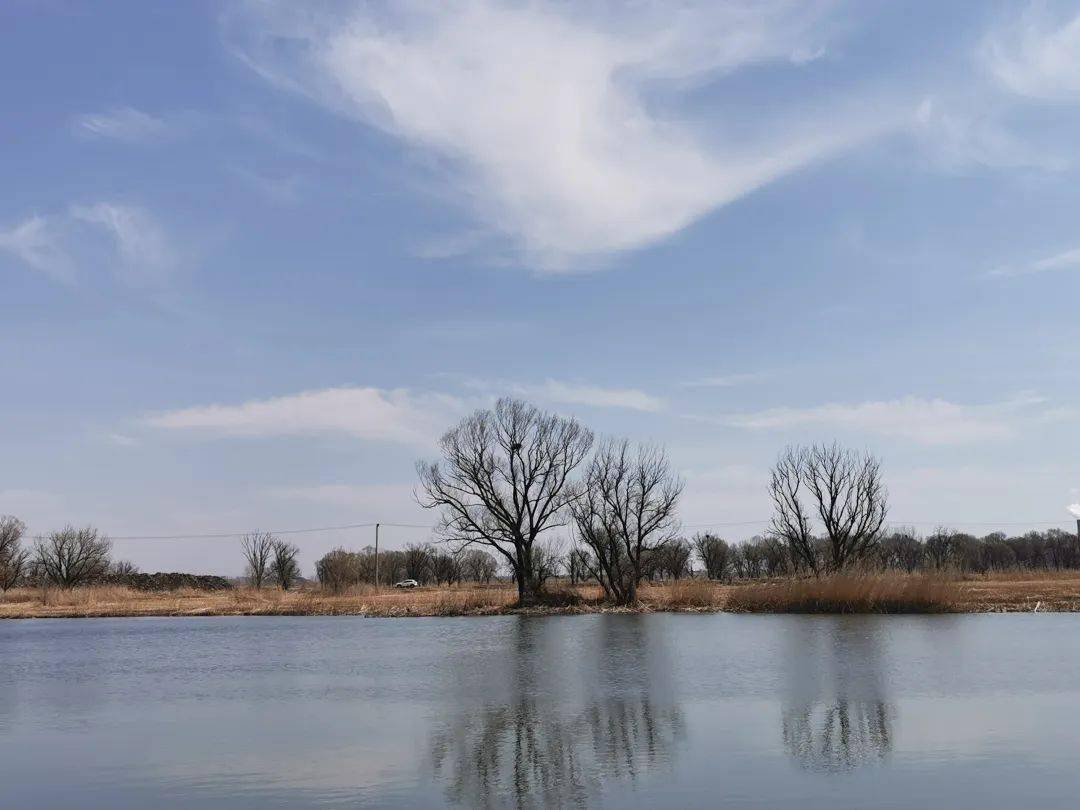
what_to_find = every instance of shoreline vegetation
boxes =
[4,571,1080,620]
[5,401,1080,621]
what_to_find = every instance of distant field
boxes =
[4,571,1080,619]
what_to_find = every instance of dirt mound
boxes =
[103,572,232,592]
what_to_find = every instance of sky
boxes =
[2,0,1080,576]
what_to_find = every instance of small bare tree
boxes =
[0,515,29,592]
[459,549,498,583]
[316,548,364,593]
[564,547,593,585]
[109,560,139,578]
[270,539,301,590]
[571,439,682,605]
[432,552,462,585]
[417,398,594,605]
[34,526,112,587]
[241,532,274,589]
[768,444,888,574]
[694,533,732,581]
[404,543,434,584]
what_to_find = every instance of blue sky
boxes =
[3,1,1080,575]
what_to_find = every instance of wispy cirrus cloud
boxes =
[981,3,1080,101]
[70,202,178,287]
[144,386,466,446]
[703,394,1055,445]
[226,0,899,269]
[73,107,170,142]
[989,245,1080,277]
[0,215,76,283]
[0,203,179,288]
[459,377,664,412]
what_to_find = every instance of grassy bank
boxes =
[3,571,1080,619]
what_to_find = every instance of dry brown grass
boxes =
[725,574,957,614]
[643,578,721,610]
[4,570,1080,619]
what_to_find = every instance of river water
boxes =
[1,613,1077,808]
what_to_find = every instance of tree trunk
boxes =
[518,573,541,605]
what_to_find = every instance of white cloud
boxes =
[716,395,1050,445]
[144,386,464,446]
[684,371,770,388]
[70,202,177,286]
[989,245,1080,277]
[227,0,896,268]
[0,215,75,282]
[73,107,169,142]
[982,4,1080,101]
[461,377,664,412]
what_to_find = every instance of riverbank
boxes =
[4,572,1080,618]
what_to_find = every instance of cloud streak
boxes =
[714,395,1052,445]
[145,386,465,446]
[459,377,664,412]
[989,245,1080,277]
[73,107,169,142]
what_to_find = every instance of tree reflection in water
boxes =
[430,616,684,809]
[780,619,894,773]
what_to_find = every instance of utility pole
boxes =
[374,523,380,589]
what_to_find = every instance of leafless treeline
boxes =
[0,517,140,591]
[689,526,1080,580]
[314,544,500,593]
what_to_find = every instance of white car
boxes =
[394,579,419,589]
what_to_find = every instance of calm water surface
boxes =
[2,613,1078,808]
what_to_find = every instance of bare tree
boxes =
[694,533,732,581]
[654,538,693,580]
[531,542,563,591]
[34,526,112,587]
[564,546,593,585]
[241,532,274,589]
[768,444,888,574]
[270,539,301,590]
[432,552,462,585]
[109,559,139,578]
[316,548,364,593]
[0,515,29,592]
[405,543,434,584]
[417,398,594,605]
[880,528,923,573]
[768,447,820,574]
[459,549,498,583]
[805,443,888,571]
[571,439,682,605]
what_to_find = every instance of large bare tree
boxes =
[571,439,682,605]
[768,443,888,574]
[0,515,29,592]
[417,398,593,605]
[240,532,274,589]
[34,526,112,587]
